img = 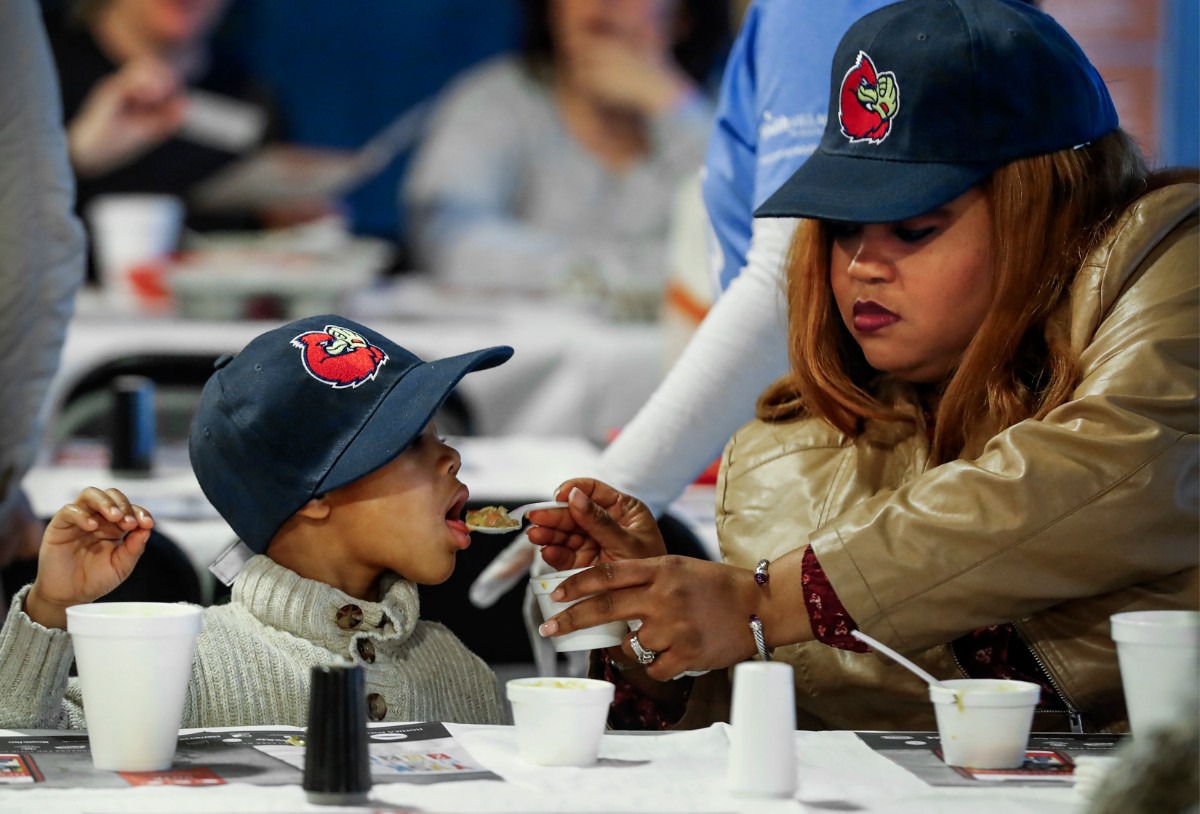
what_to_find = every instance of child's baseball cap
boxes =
[189,315,513,554]
[755,0,1119,223]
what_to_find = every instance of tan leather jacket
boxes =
[682,184,1199,734]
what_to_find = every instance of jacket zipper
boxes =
[949,628,1086,734]
[1014,621,1086,734]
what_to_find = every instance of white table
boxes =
[47,283,669,450]
[0,723,1090,814]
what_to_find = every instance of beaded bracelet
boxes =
[748,558,772,661]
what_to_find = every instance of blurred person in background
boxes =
[605,0,900,506]
[402,0,730,315]
[0,0,87,619]
[212,1,522,249]
[42,0,281,282]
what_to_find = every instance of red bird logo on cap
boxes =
[839,51,899,144]
[291,325,388,389]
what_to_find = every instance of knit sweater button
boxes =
[357,639,376,663]
[366,693,387,721]
[336,604,363,630]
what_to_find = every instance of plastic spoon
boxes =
[850,629,948,689]
[465,500,568,534]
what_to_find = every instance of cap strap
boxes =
[209,539,257,586]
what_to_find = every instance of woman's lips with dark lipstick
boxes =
[852,300,900,333]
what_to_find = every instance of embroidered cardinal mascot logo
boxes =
[839,51,899,144]
[291,325,388,389]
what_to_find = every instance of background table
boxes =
[47,283,671,452]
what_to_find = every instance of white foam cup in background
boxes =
[1110,610,1200,738]
[728,661,797,798]
[86,193,184,310]
[929,678,1040,769]
[66,602,203,771]
[506,677,615,766]
[530,566,628,652]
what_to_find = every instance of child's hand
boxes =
[24,487,155,629]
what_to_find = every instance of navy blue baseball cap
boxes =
[756,0,1118,223]
[189,315,513,553]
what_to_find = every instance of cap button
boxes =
[213,354,234,370]
[336,604,363,630]
[366,693,387,721]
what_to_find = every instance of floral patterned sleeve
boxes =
[802,545,869,652]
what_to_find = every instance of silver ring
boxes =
[629,633,657,665]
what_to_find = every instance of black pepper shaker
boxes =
[109,375,156,476]
[303,663,372,806]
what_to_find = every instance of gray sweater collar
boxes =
[232,555,421,652]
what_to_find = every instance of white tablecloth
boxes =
[0,724,1085,814]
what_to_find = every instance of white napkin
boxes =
[448,723,790,812]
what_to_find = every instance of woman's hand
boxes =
[68,58,187,177]
[525,478,667,571]
[538,549,816,680]
[24,487,154,629]
[537,556,764,680]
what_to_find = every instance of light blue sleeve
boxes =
[700,1,763,293]
[703,0,900,292]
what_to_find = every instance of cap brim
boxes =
[754,149,995,223]
[319,345,513,493]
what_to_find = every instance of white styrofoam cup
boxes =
[1111,610,1200,738]
[67,601,202,771]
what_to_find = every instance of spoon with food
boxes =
[464,500,568,534]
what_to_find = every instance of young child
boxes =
[0,315,513,728]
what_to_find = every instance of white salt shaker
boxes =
[728,661,797,798]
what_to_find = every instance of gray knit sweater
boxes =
[0,555,508,728]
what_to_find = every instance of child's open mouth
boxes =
[445,489,471,549]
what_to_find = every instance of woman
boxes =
[527,0,1198,734]
[402,0,729,308]
[46,0,279,281]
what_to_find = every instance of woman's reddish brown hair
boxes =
[757,129,1165,464]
